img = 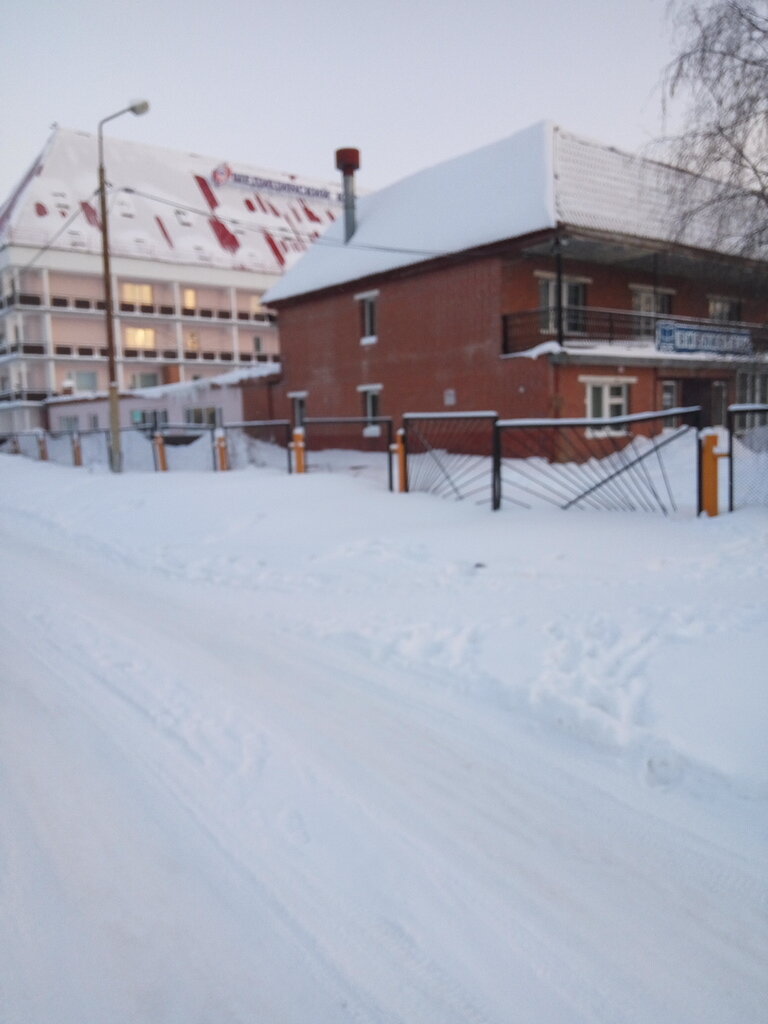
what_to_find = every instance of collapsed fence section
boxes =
[402,412,498,505]
[496,407,702,514]
[727,404,768,510]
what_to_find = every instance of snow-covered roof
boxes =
[263,122,761,303]
[0,128,343,275]
[46,362,280,405]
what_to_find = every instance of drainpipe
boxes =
[335,148,360,242]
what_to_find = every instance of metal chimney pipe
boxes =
[335,148,360,243]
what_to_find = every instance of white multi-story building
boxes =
[0,127,343,432]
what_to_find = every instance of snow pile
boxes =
[1,453,766,1024]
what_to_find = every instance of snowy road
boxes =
[1,457,766,1023]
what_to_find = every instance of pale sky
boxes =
[2,0,679,200]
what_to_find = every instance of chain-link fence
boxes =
[728,404,768,510]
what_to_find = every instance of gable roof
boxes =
[263,122,763,303]
[0,127,343,276]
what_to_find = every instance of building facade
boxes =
[0,127,342,433]
[262,124,767,432]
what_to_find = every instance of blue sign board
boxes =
[656,321,753,356]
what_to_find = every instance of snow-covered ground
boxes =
[1,452,766,1024]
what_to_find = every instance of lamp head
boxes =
[130,100,150,116]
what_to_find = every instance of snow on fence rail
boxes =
[401,408,705,514]
[2,405,766,514]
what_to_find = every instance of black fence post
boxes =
[492,420,501,510]
[695,406,704,517]
[727,407,735,513]
[385,419,394,492]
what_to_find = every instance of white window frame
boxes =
[131,372,160,389]
[535,272,590,334]
[354,289,379,344]
[707,295,742,323]
[630,285,675,336]
[124,326,156,350]
[184,407,219,426]
[288,390,307,427]
[73,371,98,392]
[357,383,382,435]
[120,282,154,305]
[579,374,636,436]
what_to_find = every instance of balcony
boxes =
[502,307,768,357]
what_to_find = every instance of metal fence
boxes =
[4,404,765,517]
[401,408,703,514]
[496,407,702,514]
[727,403,768,510]
[302,417,394,491]
[402,412,498,503]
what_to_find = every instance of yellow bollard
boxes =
[292,427,306,473]
[701,433,728,517]
[215,430,229,471]
[395,428,408,492]
[153,433,168,472]
[72,432,82,467]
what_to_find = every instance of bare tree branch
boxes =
[658,2,768,259]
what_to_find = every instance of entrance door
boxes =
[680,379,727,426]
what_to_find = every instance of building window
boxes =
[580,375,636,435]
[124,327,156,350]
[60,415,79,432]
[88,414,99,430]
[253,335,262,354]
[708,296,742,322]
[184,407,219,426]
[631,287,673,336]
[355,289,379,343]
[661,380,680,426]
[661,380,679,411]
[288,390,307,427]
[182,288,197,310]
[588,381,629,419]
[538,277,587,333]
[185,331,200,351]
[131,409,168,429]
[357,384,383,436]
[121,282,153,305]
[73,371,98,391]
[131,372,160,388]
[737,371,768,430]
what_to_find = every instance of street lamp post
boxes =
[98,100,150,472]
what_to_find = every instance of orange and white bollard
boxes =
[153,432,168,472]
[215,428,229,471]
[394,428,408,492]
[700,431,728,516]
[292,427,306,473]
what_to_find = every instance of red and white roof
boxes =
[0,127,344,275]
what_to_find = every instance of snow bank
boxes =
[1,453,766,1024]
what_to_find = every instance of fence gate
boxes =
[302,417,394,490]
[403,412,498,504]
[496,407,702,514]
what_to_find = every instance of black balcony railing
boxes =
[502,307,768,355]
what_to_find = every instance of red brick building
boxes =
[262,123,767,430]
